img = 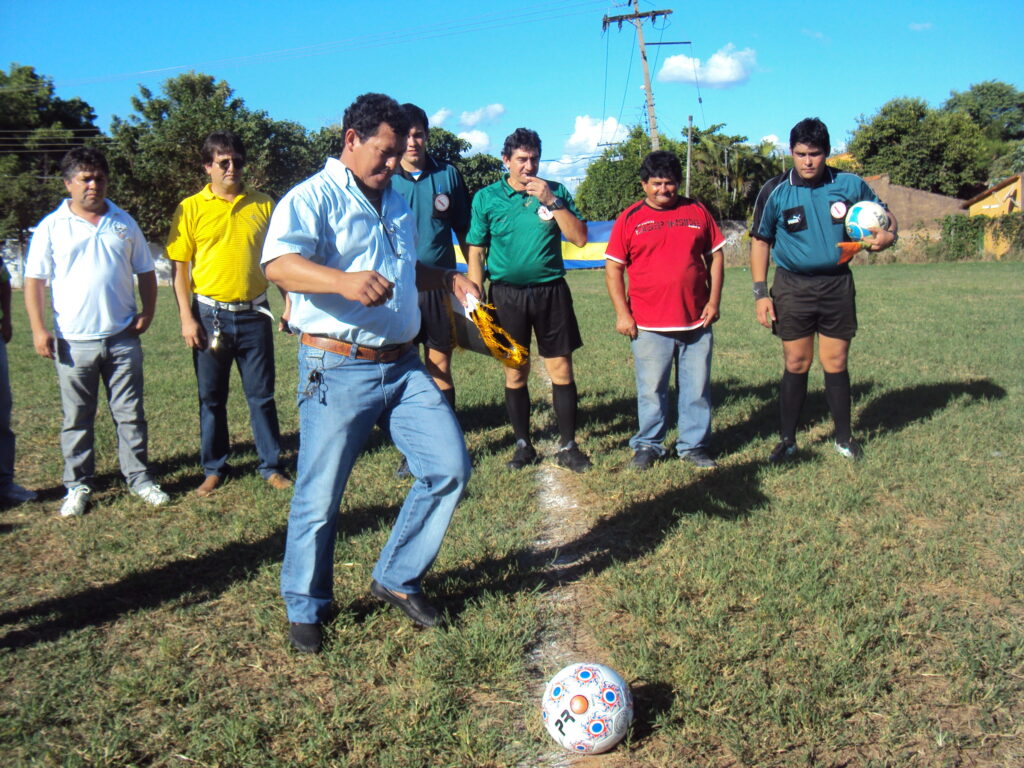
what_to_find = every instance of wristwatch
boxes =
[548,197,565,211]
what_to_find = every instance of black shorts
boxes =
[489,277,583,358]
[771,267,857,341]
[414,288,455,352]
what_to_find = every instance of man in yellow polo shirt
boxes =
[167,131,291,497]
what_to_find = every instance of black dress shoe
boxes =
[289,622,322,653]
[370,580,440,628]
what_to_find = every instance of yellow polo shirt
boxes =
[166,184,274,303]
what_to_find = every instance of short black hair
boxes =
[201,131,246,165]
[502,127,541,159]
[343,93,409,141]
[60,146,108,180]
[790,117,830,155]
[401,103,429,134]
[640,150,682,183]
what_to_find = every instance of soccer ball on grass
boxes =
[541,662,633,754]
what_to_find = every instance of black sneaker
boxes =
[555,441,592,473]
[680,449,717,469]
[289,622,322,653]
[834,439,863,461]
[507,439,539,470]
[768,439,796,463]
[630,447,660,470]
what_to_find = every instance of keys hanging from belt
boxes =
[209,307,223,352]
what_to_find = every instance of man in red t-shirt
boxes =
[605,150,725,470]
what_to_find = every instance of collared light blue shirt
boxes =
[261,157,420,346]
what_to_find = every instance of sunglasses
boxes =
[215,157,245,171]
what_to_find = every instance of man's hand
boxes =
[755,297,776,329]
[863,227,896,252]
[523,176,555,207]
[450,272,482,308]
[700,301,721,328]
[615,312,638,340]
[32,328,55,359]
[131,312,154,336]
[339,270,394,307]
[180,315,207,348]
[278,293,294,334]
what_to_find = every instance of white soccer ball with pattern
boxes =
[541,662,633,754]
[844,200,889,240]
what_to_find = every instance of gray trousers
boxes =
[55,330,153,491]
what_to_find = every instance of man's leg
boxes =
[376,351,470,595]
[424,347,455,409]
[194,304,233,481]
[101,332,154,491]
[779,336,814,443]
[233,310,284,479]
[674,327,714,456]
[819,334,853,445]
[55,339,102,488]
[281,347,383,625]
[0,342,15,489]
[628,330,673,456]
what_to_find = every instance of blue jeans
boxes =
[629,328,713,457]
[55,330,153,490]
[281,344,471,624]
[194,302,282,479]
[0,341,15,489]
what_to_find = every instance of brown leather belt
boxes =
[300,333,412,363]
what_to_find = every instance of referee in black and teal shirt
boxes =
[749,117,898,463]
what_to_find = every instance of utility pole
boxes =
[603,1,673,151]
[685,115,693,196]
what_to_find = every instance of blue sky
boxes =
[3,0,1021,189]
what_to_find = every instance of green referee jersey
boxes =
[467,175,581,286]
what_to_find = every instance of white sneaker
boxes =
[133,483,170,506]
[60,486,91,517]
[0,483,37,504]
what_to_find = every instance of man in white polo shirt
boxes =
[24,147,169,517]
[262,93,481,653]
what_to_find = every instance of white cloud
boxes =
[430,108,452,127]
[459,103,505,127]
[909,22,933,31]
[458,130,490,155]
[564,115,629,154]
[657,43,756,88]
[539,156,590,192]
[801,29,828,41]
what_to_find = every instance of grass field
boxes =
[1,262,1021,767]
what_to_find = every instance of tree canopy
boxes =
[426,127,503,196]
[0,64,100,242]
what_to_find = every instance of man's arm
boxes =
[415,262,481,307]
[604,259,637,339]
[523,178,587,247]
[0,278,11,344]
[264,253,394,307]
[750,237,775,329]
[171,261,205,348]
[132,271,157,335]
[864,210,899,251]
[701,251,725,327]
[466,245,487,289]
[24,278,54,359]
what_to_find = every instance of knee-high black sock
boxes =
[505,386,531,443]
[824,370,852,444]
[441,387,455,411]
[551,382,578,446]
[780,370,808,443]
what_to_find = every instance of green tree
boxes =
[0,64,100,243]
[943,80,1024,142]
[849,97,989,198]
[107,72,318,240]
[426,127,471,165]
[424,126,502,196]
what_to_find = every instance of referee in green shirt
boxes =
[467,128,591,472]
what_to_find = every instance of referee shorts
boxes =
[489,277,583,359]
[414,288,455,353]
[771,267,857,341]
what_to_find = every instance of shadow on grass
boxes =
[0,500,392,651]
[434,457,767,619]
[856,378,1006,435]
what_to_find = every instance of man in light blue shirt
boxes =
[262,93,481,653]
